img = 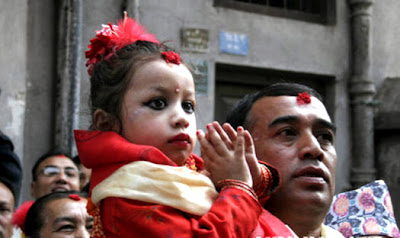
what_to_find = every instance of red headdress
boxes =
[86,12,181,76]
[12,200,35,233]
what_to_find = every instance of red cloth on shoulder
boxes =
[74,130,204,193]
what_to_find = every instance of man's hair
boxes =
[31,149,75,181]
[72,155,82,166]
[226,83,323,130]
[25,191,88,238]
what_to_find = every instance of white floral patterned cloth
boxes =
[325,180,399,238]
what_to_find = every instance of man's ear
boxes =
[93,109,121,133]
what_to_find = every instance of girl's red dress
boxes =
[74,130,295,237]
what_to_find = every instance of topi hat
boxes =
[325,180,399,238]
[0,131,22,202]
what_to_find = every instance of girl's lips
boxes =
[169,133,191,143]
[168,133,191,148]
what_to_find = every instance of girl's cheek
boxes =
[128,108,145,122]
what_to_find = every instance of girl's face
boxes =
[119,59,196,165]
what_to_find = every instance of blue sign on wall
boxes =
[219,31,248,56]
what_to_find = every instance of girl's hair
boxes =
[25,191,87,238]
[89,41,174,128]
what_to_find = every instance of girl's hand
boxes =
[197,122,252,187]
[222,123,262,191]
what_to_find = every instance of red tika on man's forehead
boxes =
[68,194,81,201]
[296,92,311,105]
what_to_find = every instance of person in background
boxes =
[72,155,91,191]
[30,150,80,199]
[12,150,81,236]
[0,131,22,238]
[24,191,92,238]
[226,82,344,237]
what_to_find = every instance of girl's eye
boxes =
[182,101,195,113]
[146,98,167,110]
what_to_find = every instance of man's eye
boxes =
[182,101,194,113]
[316,132,334,145]
[57,224,75,232]
[65,170,79,178]
[145,98,167,110]
[0,205,12,215]
[42,167,60,176]
[278,128,297,137]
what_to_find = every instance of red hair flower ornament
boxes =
[85,12,159,76]
[297,92,311,105]
[162,51,181,65]
[12,200,35,233]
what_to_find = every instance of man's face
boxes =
[78,164,91,190]
[40,197,92,237]
[248,96,337,222]
[0,182,14,238]
[31,156,80,199]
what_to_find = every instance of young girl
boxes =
[75,13,292,237]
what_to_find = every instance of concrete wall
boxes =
[0,0,28,202]
[21,0,58,202]
[372,0,400,88]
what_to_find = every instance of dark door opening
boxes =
[214,63,335,123]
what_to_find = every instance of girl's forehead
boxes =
[134,60,192,79]
[130,60,194,91]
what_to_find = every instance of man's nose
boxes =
[56,170,68,182]
[298,131,323,161]
[75,226,91,238]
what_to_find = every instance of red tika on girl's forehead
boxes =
[296,92,311,105]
